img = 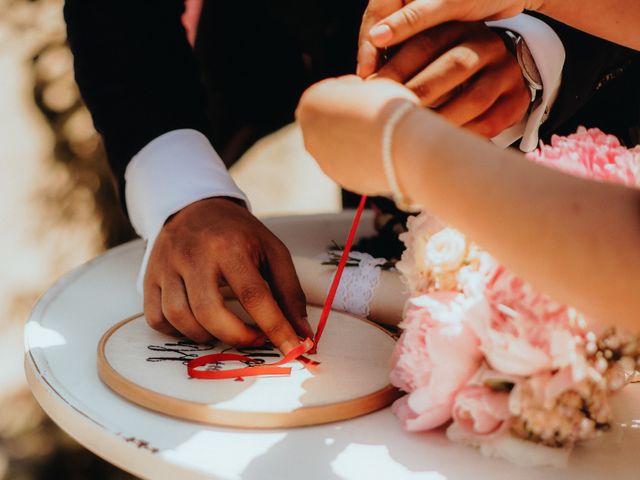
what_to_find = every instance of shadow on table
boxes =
[238,386,640,480]
[239,411,460,480]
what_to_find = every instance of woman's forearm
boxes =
[395,108,640,330]
[536,0,640,50]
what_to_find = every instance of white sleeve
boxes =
[125,129,249,293]
[487,14,566,152]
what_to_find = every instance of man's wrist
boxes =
[487,14,565,151]
[165,196,248,227]
[526,0,546,11]
[493,28,543,104]
[125,129,249,240]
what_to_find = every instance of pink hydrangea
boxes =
[526,127,640,187]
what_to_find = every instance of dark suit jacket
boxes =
[64,1,640,205]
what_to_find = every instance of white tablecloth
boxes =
[25,212,640,480]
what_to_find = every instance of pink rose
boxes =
[390,292,484,431]
[451,385,511,440]
[463,265,586,376]
[396,212,446,293]
[397,212,491,294]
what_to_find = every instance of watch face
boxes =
[516,38,543,90]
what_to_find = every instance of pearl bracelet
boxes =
[382,101,422,213]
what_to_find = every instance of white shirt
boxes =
[488,14,566,151]
[126,13,566,292]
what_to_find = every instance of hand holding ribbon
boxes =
[187,196,369,378]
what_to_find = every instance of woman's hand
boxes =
[296,76,420,196]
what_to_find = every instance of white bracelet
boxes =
[382,101,422,213]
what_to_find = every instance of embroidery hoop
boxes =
[97,301,400,429]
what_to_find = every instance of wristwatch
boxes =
[498,30,544,104]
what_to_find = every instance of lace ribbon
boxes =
[328,251,386,318]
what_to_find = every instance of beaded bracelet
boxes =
[382,101,423,213]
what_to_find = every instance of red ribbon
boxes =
[311,195,367,352]
[187,338,314,380]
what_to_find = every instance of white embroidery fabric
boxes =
[328,251,387,318]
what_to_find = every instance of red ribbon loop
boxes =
[187,338,314,380]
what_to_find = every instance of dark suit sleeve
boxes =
[64,0,211,197]
[529,12,640,144]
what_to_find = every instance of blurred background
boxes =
[0,0,340,478]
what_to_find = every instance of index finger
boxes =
[377,22,468,83]
[223,263,302,355]
[266,243,313,340]
[369,0,467,49]
[358,0,405,78]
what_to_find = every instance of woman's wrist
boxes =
[382,102,422,212]
[391,107,449,210]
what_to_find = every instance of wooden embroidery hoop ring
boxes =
[97,304,401,429]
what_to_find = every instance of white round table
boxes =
[25,212,640,479]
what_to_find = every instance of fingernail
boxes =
[356,63,362,77]
[369,24,392,45]
[280,340,300,355]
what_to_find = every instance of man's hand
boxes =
[378,22,530,138]
[143,197,313,354]
[363,0,543,52]
[358,0,405,78]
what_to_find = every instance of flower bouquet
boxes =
[390,128,640,466]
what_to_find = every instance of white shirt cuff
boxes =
[125,129,249,293]
[487,14,566,152]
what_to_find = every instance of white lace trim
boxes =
[326,251,386,318]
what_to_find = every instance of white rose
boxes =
[424,228,468,274]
